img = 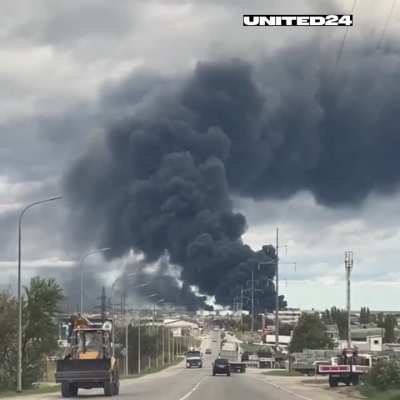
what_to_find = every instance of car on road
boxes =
[186,350,203,368]
[205,348,212,355]
[212,358,230,376]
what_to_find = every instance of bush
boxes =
[366,360,400,391]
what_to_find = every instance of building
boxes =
[266,308,301,326]
[264,334,291,347]
[325,324,340,342]
[338,335,383,352]
[163,319,200,337]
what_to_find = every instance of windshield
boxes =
[186,351,201,357]
[78,331,103,353]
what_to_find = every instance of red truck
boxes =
[318,348,371,387]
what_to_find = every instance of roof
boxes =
[265,335,291,344]
[164,319,199,328]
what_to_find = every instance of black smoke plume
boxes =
[65,39,400,310]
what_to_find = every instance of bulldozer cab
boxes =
[66,314,113,360]
[73,329,110,359]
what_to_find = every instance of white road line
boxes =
[177,376,207,400]
[250,375,313,400]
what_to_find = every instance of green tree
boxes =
[360,307,366,325]
[360,306,371,325]
[290,313,333,352]
[0,292,18,389]
[383,315,397,343]
[324,307,348,340]
[377,312,385,328]
[367,359,400,391]
[0,277,63,389]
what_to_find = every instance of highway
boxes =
[5,330,346,400]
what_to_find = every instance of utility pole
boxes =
[251,269,255,332]
[345,251,354,348]
[138,318,141,374]
[100,286,107,322]
[240,287,244,325]
[125,320,129,376]
[275,228,280,349]
[168,328,171,364]
[162,327,165,366]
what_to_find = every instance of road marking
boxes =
[177,376,207,400]
[251,376,313,400]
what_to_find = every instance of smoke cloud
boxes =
[65,39,400,310]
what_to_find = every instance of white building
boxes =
[266,308,302,325]
[163,319,200,337]
[338,335,383,352]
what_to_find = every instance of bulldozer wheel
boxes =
[61,382,72,398]
[104,380,113,397]
[71,384,78,396]
[113,372,120,395]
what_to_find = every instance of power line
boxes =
[377,0,397,49]
[333,0,358,76]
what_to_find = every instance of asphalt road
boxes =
[4,330,346,400]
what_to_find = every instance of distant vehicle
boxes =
[212,358,230,376]
[220,341,246,373]
[318,348,371,387]
[186,350,203,368]
[212,339,217,342]
[55,314,119,397]
[205,348,212,355]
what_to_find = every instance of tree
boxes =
[377,312,385,328]
[360,306,371,325]
[367,359,400,391]
[290,313,333,352]
[0,292,18,389]
[322,307,348,340]
[0,277,63,389]
[383,315,397,343]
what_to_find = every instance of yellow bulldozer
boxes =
[55,314,119,397]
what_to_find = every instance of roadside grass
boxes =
[359,385,400,400]
[0,384,59,398]
[0,357,185,397]
[121,356,185,380]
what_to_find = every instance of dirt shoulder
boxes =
[247,368,366,400]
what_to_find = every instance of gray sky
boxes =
[1,0,400,310]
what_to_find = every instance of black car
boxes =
[212,358,230,376]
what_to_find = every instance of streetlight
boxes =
[123,282,148,376]
[345,251,354,348]
[80,248,111,314]
[17,195,63,392]
[111,273,138,358]
[125,291,160,376]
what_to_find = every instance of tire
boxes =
[61,383,72,398]
[352,375,360,386]
[104,380,113,397]
[71,385,78,397]
[113,372,120,395]
[227,372,230,376]
[329,376,338,388]
[213,371,216,376]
